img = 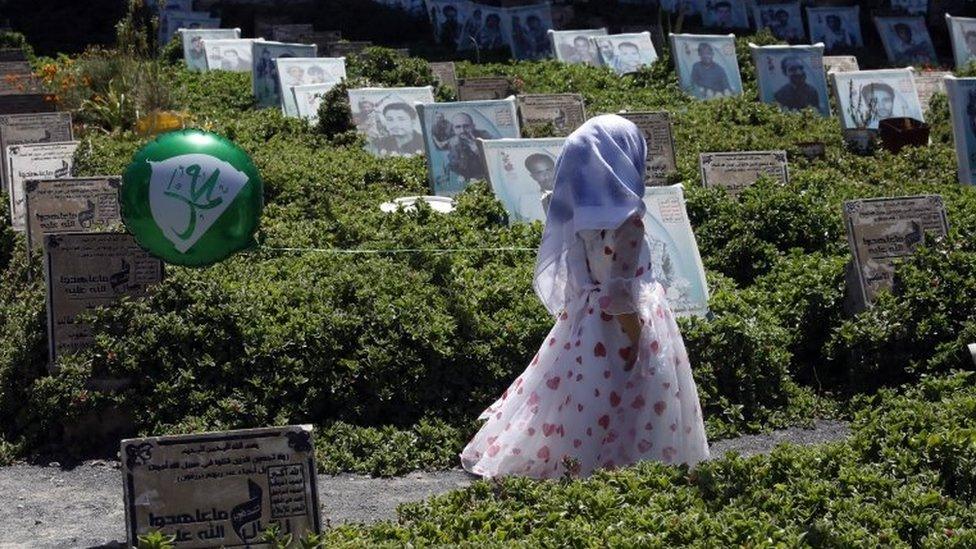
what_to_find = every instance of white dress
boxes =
[460,214,710,479]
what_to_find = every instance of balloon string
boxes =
[253,246,536,255]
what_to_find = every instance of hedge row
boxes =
[321,370,976,546]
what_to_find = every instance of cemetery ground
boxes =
[2,25,976,546]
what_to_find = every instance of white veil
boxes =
[533,114,648,316]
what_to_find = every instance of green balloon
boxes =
[121,129,264,267]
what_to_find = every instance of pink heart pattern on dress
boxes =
[546,377,560,390]
[594,342,607,357]
[654,401,667,415]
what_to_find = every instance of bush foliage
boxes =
[322,372,976,546]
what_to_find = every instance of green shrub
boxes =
[827,239,976,391]
[322,371,976,547]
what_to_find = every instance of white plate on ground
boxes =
[380,195,456,214]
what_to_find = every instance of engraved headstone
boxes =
[0,62,41,98]
[24,177,122,250]
[843,195,949,307]
[517,93,586,137]
[457,77,514,101]
[619,111,678,186]
[0,112,73,196]
[121,425,321,548]
[823,55,859,75]
[914,71,949,112]
[429,62,457,92]
[699,150,789,196]
[6,141,78,231]
[44,232,163,364]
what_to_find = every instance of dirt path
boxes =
[0,419,850,548]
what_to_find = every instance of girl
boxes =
[460,115,710,479]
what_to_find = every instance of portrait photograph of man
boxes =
[806,6,863,54]
[430,0,465,51]
[754,2,805,43]
[479,138,564,224]
[592,32,658,75]
[181,28,239,72]
[348,87,435,158]
[276,57,346,117]
[944,75,976,184]
[702,0,749,30]
[549,28,607,66]
[418,99,521,196]
[671,33,743,100]
[204,39,258,72]
[751,44,829,117]
[252,42,317,109]
[946,15,976,69]
[458,6,507,52]
[504,4,554,60]
[831,69,924,130]
[875,17,937,66]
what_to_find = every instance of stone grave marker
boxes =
[121,425,321,547]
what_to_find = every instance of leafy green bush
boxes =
[827,238,976,391]
[321,371,976,547]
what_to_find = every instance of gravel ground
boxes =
[0,419,850,548]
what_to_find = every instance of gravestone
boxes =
[0,112,73,196]
[699,150,789,196]
[517,93,586,137]
[44,232,163,366]
[429,61,457,92]
[24,176,122,251]
[618,24,666,54]
[914,71,949,112]
[619,111,678,186]
[823,55,859,75]
[457,77,514,101]
[643,184,710,317]
[121,425,321,547]
[842,195,949,308]
[6,140,78,231]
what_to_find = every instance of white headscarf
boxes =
[533,114,648,316]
